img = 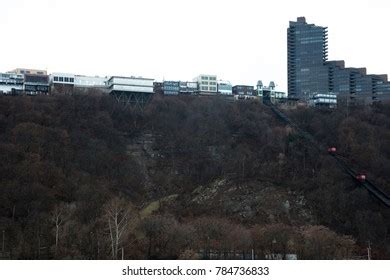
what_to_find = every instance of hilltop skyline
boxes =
[1,0,389,91]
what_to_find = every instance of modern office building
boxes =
[217,80,233,95]
[287,17,329,98]
[24,74,50,95]
[288,17,390,103]
[161,81,198,95]
[163,81,180,95]
[193,74,218,95]
[0,72,24,94]
[179,81,198,95]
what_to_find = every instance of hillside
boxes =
[0,94,389,259]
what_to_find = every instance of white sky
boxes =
[1,0,389,91]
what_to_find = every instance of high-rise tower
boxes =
[287,17,329,98]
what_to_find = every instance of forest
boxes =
[0,93,389,259]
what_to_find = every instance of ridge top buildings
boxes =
[288,17,390,104]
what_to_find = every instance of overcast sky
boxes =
[1,0,389,91]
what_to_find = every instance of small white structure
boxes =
[193,74,218,95]
[74,75,107,88]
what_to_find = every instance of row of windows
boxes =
[20,70,45,75]
[54,76,74,83]
[201,76,217,81]
[201,81,217,85]
[201,86,217,91]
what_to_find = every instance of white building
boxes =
[50,73,75,85]
[107,76,154,93]
[193,74,218,95]
[74,75,107,88]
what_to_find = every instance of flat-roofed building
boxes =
[74,75,107,88]
[0,72,24,94]
[180,81,198,95]
[232,85,254,96]
[10,68,47,75]
[108,76,154,108]
[24,74,50,95]
[163,81,180,95]
[50,73,76,95]
[193,74,218,95]
[217,80,232,95]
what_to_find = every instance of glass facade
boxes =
[288,17,328,98]
[232,85,254,95]
[163,81,180,95]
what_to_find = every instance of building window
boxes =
[201,76,209,80]
[210,77,216,81]
[210,82,216,85]
[64,77,69,82]
[59,77,64,82]
[54,77,59,82]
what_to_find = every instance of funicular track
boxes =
[266,102,390,207]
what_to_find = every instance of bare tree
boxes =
[50,204,67,257]
[104,197,137,259]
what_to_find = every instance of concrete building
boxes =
[193,74,218,95]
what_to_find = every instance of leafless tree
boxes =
[104,197,137,259]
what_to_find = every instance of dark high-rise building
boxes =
[288,17,390,103]
[288,17,328,98]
